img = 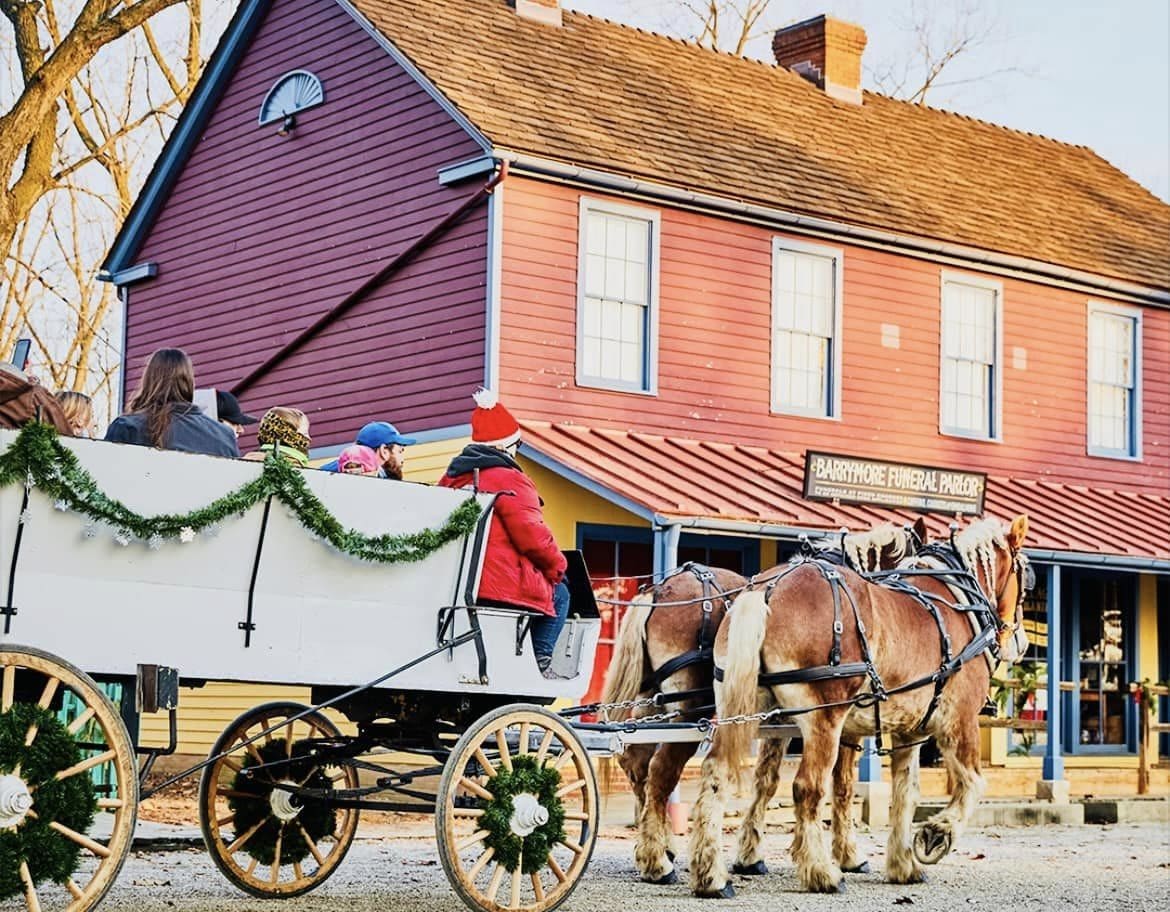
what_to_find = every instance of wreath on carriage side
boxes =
[0,421,482,563]
[0,704,97,900]
[479,756,566,874]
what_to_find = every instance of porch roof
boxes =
[518,421,1170,570]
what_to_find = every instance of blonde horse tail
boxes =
[601,593,654,709]
[715,589,770,777]
[598,593,654,797]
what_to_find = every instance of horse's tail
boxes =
[601,593,653,710]
[714,588,770,775]
[598,593,654,798]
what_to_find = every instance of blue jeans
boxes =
[531,582,570,662]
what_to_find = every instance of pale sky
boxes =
[564,0,1170,202]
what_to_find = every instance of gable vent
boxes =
[259,70,325,125]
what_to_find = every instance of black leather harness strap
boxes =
[639,563,730,695]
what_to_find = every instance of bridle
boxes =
[992,549,1033,653]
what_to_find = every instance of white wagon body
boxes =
[0,430,599,698]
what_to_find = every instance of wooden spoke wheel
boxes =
[437,704,598,912]
[0,644,138,912]
[198,701,359,898]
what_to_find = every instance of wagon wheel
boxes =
[0,644,138,912]
[198,701,359,898]
[436,704,599,912]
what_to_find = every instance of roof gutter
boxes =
[659,515,1170,571]
[492,150,1170,309]
[1023,549,1170,574]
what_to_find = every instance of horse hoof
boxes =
[913,825,952,865]
[695,883,736,899]
[646,869,678,885]
[732,860,768,876]
[835,880,847,894]
[843,861,871,874]
[666,849,676,863]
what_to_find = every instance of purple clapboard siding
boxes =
[123,0,489,447]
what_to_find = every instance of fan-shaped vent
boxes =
[258,70,325,125]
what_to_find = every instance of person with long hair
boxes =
[104,348,238,457]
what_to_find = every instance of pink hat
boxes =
[470,388,521,448]
[338,444,381,475]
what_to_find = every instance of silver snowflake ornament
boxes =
[53,499,69,511]
[114,529,133,547]
[18,509,32,525]
[83,520,98,539]
[147,534,163,551]
[179,527,196,543]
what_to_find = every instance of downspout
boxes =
[231,162,509,397]
[653,523,681,579]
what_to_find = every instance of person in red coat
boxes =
[439,389,571,677]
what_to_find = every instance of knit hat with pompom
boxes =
[469,388,521,448]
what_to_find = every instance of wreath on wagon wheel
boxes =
[228,737,337,865]
[0,704,97,899]
[479,755,566,874]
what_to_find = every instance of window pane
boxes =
[586,213,606,255]
[605,218,626,259]
[604,257,625,299]
[625,219,648,264]
[625,262,646,305]
[774,249,835,414]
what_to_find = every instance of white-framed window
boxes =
[576,198,659,393]
[940,272,1002,440]
[1087,301,1141,459]
[770,239,843,418]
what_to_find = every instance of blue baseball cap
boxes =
[355,421,416,448]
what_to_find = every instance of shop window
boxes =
[940,272,1002,440]
[1069,576,1135,752]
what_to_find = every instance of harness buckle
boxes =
[702,599,713,614]
[832,620,844,635]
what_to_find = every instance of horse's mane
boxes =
[952,517,1009,593]
[817,523,911,573]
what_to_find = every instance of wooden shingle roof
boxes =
[354,0,1170,291]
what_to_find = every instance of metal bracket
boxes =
[240,496,274,647]
[515,614,534,656]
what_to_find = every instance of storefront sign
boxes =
[803,451,986,516]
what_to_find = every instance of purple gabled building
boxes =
[103,0,497,448]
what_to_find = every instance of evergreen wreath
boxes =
[0,421,482,563]
[479,755,566,875]
[228,738,337,866]
[0,704,97,900]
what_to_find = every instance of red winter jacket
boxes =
[439,447,566,615]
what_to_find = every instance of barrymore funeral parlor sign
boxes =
[803,452,986,516]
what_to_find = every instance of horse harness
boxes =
[713,544,1007,756]
[638,563,731,705]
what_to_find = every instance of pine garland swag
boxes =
[0,421,481,563]
[228,738,337,866]
[0,704,98,900]
[480,755,566,875]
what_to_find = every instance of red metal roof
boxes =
[520,421,1170,565]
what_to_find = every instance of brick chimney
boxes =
[773,15,867,105]
[514,0,562,27]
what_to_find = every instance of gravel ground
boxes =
[86,822,1170,912]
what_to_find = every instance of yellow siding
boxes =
[521,458,647,547]
[1137,574,1160,764]
[404,436,470,483]
[139,683,314,754]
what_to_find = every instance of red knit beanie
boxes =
[470,388,521,448]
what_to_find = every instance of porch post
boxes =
[653,523,680,578]
[1039,562,1067,800]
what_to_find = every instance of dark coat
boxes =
[105,404,239,458]
[438,445,566,615]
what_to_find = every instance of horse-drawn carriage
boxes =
[0,424,620,911]
[0,422,1034,911]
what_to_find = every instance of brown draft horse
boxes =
[601,520,927,886]
[689,515,1030,898]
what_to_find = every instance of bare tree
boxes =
[2,0,209,418]
[867,1,1016,105]
[621,0,1014,105]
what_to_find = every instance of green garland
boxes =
[481,755,566,875]
[0,421,481,563]
[0,704,97,900]
[228,738,336,866]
